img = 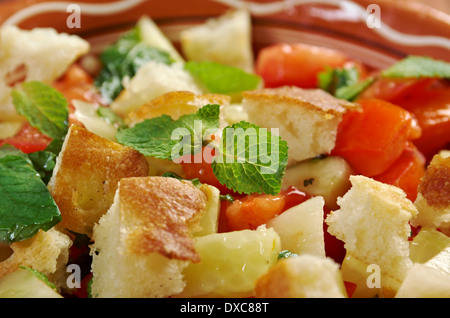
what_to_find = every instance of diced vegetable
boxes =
[282,155,354,210]
[0,268,62,298]
[0,122,51,154]
[224,193,286,231]
[391,80,450,160]
[72,100,119,141]
[373,142,425,201]
[267,196,325,257]
[255,43,348,88]
[177,227,281,297]
[409,227,450,264]
[194,184,221,236]
[340,252,402,298]
[331,98,420,177]
[359,77,450,160]
[222,186,310,232]
[395,262,450,298]
[181,146,231,194]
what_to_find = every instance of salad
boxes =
[0,9,449,299]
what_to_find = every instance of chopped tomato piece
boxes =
[255,43,348,88]
[323,207,346,265]
[221,186,310,232]
[373,142,426,201]
[344,281,357,298]
[360,78,450,160]
[391,80,450,160]
[225,193,286,231]
[359,77,435,102]
[72,272,93,298]
[282,186,311,211]
[331,98,420,177]
[53,63,105,127]
[0,122,51,153]
[180,146,232,194]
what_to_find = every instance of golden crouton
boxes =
[242,86,357,164]
[326,175,418,284]
[47,125,149,236]
[0,25,89,121]
[254,254,347,298]
[0,228,72,289]
[90,176,208,298]
[180,9,254,72]
[413,153,450,235]
[126,90,230,126]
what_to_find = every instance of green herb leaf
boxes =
[184,61,261,94]
[116,104,221,160]
[161,172,202,187]
[381,55,450,79]
[318,66,373,101]
[211,121,288,195]
[96,106,125,127]
[95,27,174,103]
[318,66,359,94]
[335,77,375,101]
[219,194,235,202]
[11,81,68,152]
[0,145,61,244]
[19,266,58,291]
[27,150,56,185]
[116,106,288,195]
[277,250,299,260]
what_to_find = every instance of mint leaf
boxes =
[11,81,68,153]
[211,121,288,195]
[184,61,261,94]
[0,145,61,244]
[27,150,56,185]
[95,27,174,103]
[381,55,450,79]
[96,106,125,127]
[335,77,375,101]
[116,106,289,195]
[318,66,373,101]
[318,66,359,94]
[116,104,220,160]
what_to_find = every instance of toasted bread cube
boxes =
[0,228,72,290]
[126,90,230,126]
[413,153,450,236]
[48,125,149,236]
[325,175,418,283]
[0,25,89,121]
[110,61,204,116]
[90,176,208,298]
[254,254,347,298]
[180,9,254,73]
[137,16,185,63]
[242,86,357,164]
